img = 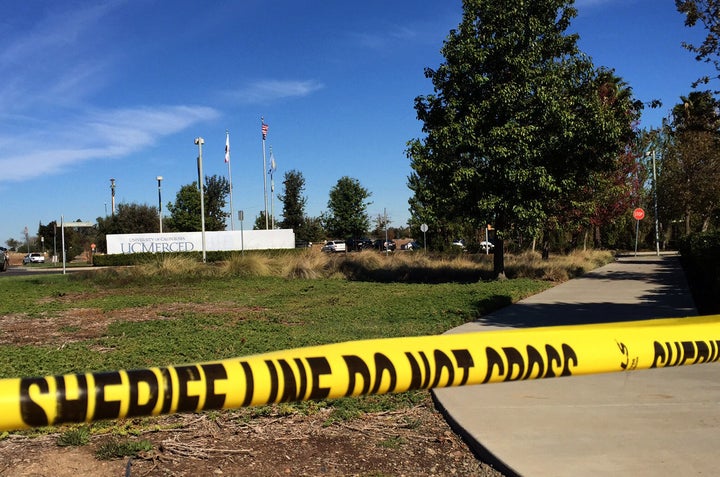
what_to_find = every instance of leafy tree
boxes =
[4,238,21,251]
[407,0,638,277]
[677,0,720,88]
[660,91,720,234]
[95,203,160,252]
[323,177,371,239]
[298,216,326,243]
[279,170,307,231]
[253,211,269,230]
[166,175,230,232]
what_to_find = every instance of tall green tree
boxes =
[253,211,269,230]
[677,0,720,88]
[323,177,371,239]
[661,91,720,234]
[95,203,160,252]
[166,175,230,232]
[279,170,307,231]
[407,0,637,277]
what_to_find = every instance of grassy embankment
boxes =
[0,249,613,436]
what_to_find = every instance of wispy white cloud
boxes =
[0,105,219,182]
[349,25,419,50]
[226,79,325,104]
[0,2,123,112]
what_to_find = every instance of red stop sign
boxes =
[633,208,645,220]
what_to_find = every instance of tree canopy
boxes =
[166,175,230,232]
[323,177,371,239]
[407,0,639,277]
[279,170,307,231]
[677,0,720,88]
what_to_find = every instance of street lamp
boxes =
[194,137,207,263]
[646,150,660,256]
[156,176,163,234]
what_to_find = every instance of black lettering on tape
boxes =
[201,363,227,410]
[160,367,173,414]
[544,344,561,378]
[343,355,371,396]
[265,360,280,403]
[483,344,578,383]
[278,358,307,403]
[430,350,455,388]
[370,353,397,395]
[306,357,331,400]
[127,369,159,418]
[240,361,254,406]
[523,346,545,380]
[503,347,525,381]
[419,351,431,389]
[175,365,201,412]
[695,340,710,364]
[451,349,474,386]
[559,344,578,377]
[483,347,505,384]
[652,340,720,368]
[93,372,122,421]
[57,374,89,424]
[406,352,424,390]
[20,377,51,427]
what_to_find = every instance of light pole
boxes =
[156,176,163,234]
[110,178,116,216]
[646,150,660,256]
[195,137,207,263]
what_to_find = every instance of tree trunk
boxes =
[493,238,506,280]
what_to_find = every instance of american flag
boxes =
[224,132,230,163]
[261,122,269,140]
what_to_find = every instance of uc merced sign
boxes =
[106,230,295,255]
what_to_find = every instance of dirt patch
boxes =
[0,303,264,346]
[0,399,504,477]
[0,304,505,476]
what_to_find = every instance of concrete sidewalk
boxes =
[433,254,719,476]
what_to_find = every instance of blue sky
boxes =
[0,0,712,245]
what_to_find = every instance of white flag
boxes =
[224,132,230,163]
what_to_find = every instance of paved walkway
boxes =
[433,254,719,476]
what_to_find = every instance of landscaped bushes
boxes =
[678,232,720,314]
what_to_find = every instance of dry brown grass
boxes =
[86,249,614,284]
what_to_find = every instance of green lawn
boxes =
[0,273,550,378]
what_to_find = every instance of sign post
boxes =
[420,223,428,251]
[633,208,645,256]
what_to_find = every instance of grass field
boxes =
[0,249,613,379]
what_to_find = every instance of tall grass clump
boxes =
[282,249,331,279]
[135,255,214,278]
[220,252,275,277]
[505,249,613,281]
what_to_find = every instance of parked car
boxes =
[345,238,374,252]
[22,252,45,264]
[479,240,495,252]
[321,240,347,253]
[401,241,422,251]
[0,247,8,272]
[451,239,466,250]
[373,239,396,251]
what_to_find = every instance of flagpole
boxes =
[269,146,275,229]
[225,130,235,231]
[261,117,269,230]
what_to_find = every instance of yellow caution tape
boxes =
[1,314,719,431]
